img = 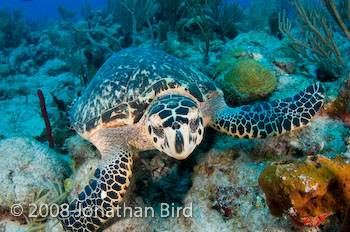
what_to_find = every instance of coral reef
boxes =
[1,0,350,231]
[215,57,276,104]
[259,155,350,226]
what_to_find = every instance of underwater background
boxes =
[0,0,349,231]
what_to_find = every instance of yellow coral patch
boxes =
[259,155,350,221]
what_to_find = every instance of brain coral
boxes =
[216,57,276,104]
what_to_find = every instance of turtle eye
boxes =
[190,117,200,133]
[152,126,164,138]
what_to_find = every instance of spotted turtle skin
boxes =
[211,83,324,138]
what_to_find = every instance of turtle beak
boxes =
[157,112,204,160]
[159,125,199,160]
[175,130,185,154]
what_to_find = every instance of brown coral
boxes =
[259,155,350,226]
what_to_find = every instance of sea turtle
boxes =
[59,47,324,231]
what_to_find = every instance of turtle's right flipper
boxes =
[58,144,132,232]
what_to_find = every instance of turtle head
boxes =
[146,95,204,160]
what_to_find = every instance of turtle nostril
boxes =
[172,122,181,130]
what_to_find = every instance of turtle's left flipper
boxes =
[211,83,324,138]
[58,144,133,232]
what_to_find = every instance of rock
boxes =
[19,59,35,74]
[259,155,350,227]
[227,30,281,53]
[64,135,99,168]
[175,148,290,231]
[273,58,296,74]
[324,75,350,127]
[250,116,349,159]
[287,116,348,157]
[0,88,8,100]
[8,45,31,71]
[67,158,99,201]
[0,219,28,232]
[271,46,301,61]
[33,34,55,65]
[64,135,99,200]
[39,58,69,76]
[0,63,10,76]
[0,137,70,210]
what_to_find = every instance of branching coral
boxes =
[57,5,77,21]
[144,0,158,48]
[157,0,184,32]
[246,0,277,30]
[106,0,158,46]
[72,26,120,54]
[0,8,29,49]
[80,2,93,21]
[24,181,69,232]
[206,0,243,40]
[279,0,349,69]
[321,0,350,40]
[185,0,211,61]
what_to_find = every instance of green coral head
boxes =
[224,57,276,95]
[216,57,276,104]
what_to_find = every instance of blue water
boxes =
[0,0,106,24]
[0,0,254,26]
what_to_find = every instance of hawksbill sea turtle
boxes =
[58,47,324,231]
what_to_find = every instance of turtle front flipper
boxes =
[210,83,324,138]
[58,144,132,232]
